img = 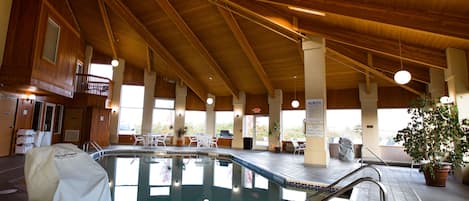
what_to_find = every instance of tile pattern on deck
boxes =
[1,145,469,201]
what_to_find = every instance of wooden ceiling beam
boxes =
[104,0,207,101]
[327,48,424,96]
[146,46,154,72]
[217,6,275,97]
[229,0,447,70]
[257,0,469,41]
[327,41,431,84]
[156,0,239,98]
[98,0,118,59]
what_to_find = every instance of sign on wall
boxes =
[305,99,325,137]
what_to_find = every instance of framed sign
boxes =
[305,99,325,137]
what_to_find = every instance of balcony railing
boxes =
[75,73,113,98]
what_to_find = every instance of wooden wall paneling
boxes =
[327,88,361,109]
[62,107,83,145]
[90,108,110,147]
[214,96,233,111]
[282,91,305,110]
[186,89,205,111]
[245,93,268,115]
[123,65,144,85]
[378,87,420,108]
[91,50,112,65]
[155,76,176,99]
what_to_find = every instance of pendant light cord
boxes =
[399,34,404,70]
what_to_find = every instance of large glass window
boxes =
[152,99,175,134]
[215,111,234,137]
[185,111,206,134]
[115,158,139,201]
[89,63,113,80]
[282,110,306,140]
[378,108,411,146]
[327,109,362,144]
[119,85,144,135]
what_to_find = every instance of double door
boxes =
[245,115,269,150]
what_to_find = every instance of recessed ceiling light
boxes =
[288,6,325,16]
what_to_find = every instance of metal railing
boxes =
[83,141,104,157]
[361,146,389,166]
[75,73,113,98]
[320,177,387,201]
[326,164,382,188]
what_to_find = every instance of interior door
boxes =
[245,115,269,150]
[0,97,17,156]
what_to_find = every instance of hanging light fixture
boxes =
[206,97,214,105]
[393,35,411,85]
[111,59,119,67]
[291,75,299,108]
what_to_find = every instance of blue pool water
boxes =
[98,153,317,201]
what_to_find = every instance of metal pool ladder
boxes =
[83,141,104,157]
[308,164,387,201]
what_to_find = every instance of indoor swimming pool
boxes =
[97,152,329,201]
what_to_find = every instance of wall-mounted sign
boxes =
[252,107,261,114]
[305,99,324,137]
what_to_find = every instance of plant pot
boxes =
[423,165,452,187]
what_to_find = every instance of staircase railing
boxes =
[83,141,104,157]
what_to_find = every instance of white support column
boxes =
[268,89,282,151]
[302,37,329,167]
[141,70,156,134]
[83,46,93,74]
[206,94,216,136]
[359,83,381,159]
[232,92,246,149]
[0,0,12,65]
[445,48,469,120]
[109,59,125,144]
[174,84,187,144]
[429,68,446,101]
[445,48,469,184]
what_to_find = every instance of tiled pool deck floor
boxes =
[1,145,468,201]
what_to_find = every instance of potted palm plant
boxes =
[394,98,469,187]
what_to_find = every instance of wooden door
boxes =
[0,97,17,156]
[90,108,110,147]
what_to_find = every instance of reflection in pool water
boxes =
[98,154,310,201]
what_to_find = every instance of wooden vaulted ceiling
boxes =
[67,0,469,101]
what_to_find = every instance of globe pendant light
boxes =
[393,35,411,85]
[111,59,119,67]
[291,75,299,108]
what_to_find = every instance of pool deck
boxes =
[1,145,469,201]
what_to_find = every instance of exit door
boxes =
[0,97,17,156]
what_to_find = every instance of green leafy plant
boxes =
[394,98,469,178]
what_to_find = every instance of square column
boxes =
[141,70,156,134]
[173,84,187,144]
[445,48,469,184]
[206,94,216,136]
[268,89,282,150]
[109,59,125,144]
[445,48,469,120]
[359,83,381,159]
[232,92,246,149]
[302,37,329,167]
[429,69,446,101]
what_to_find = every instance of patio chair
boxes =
[133,133,145,146]
[155,134,167,147]
[209,137,218,148]
[291,139,306,155]
[188,136,198,147]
